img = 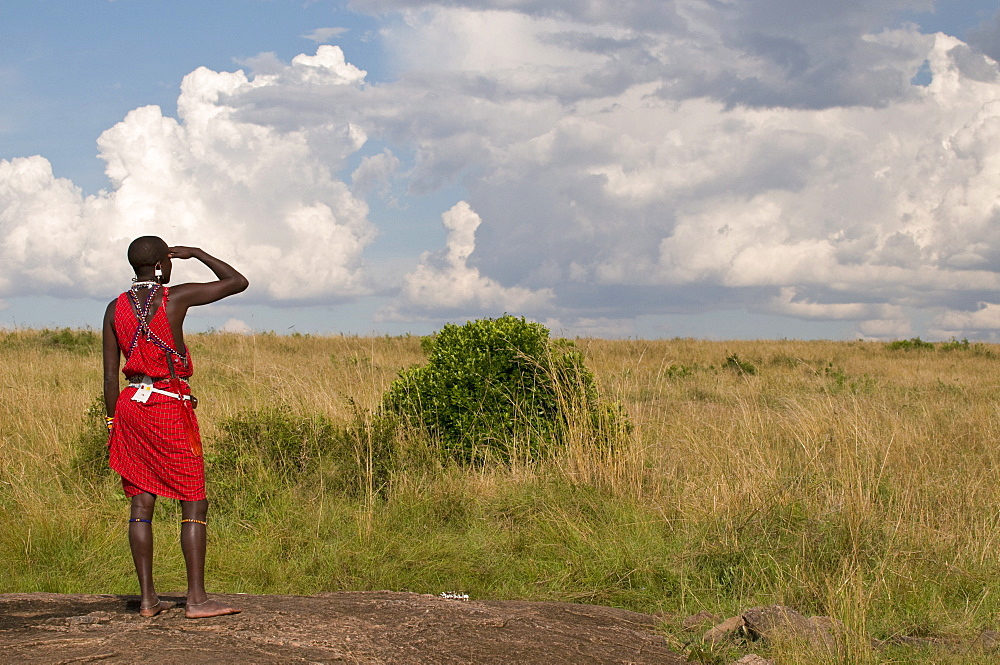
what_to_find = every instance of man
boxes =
[102,236,248,618]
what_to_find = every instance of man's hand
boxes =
[163,247,248,312]
[168,246,200,260]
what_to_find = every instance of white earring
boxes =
[154,263,163,279]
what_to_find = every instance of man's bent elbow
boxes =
[223,275,249,296]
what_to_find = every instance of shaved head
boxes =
[127,236,168,270]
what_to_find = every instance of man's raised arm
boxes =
[166,246,249,310]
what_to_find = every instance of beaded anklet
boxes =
[129,518,152,524]
[180,519,207,525]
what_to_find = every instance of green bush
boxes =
[39,328,100,353]
[212,406,336,481]
[886,337,935,350]
[381,315,626,464]
[71,395,113,477]
[0,328,101,354]
[724,353,758,376]
[938,338,970,352]
[210,406,394,498]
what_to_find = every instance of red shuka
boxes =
[108,286,205,501]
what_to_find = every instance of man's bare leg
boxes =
[129,493,174,617]
[180,498,239,618]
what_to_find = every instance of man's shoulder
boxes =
[103,296,121,327]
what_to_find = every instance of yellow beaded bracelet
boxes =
[105,416,114,431]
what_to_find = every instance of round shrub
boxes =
[382,315,625,464]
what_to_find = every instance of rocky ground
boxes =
[0,591,688,664]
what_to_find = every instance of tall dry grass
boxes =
[2,329,999,663]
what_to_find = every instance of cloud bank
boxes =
[3,2,1000,339]
[1,46,374,304]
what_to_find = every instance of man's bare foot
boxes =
[185,598,241,619]
[138,599,176,617]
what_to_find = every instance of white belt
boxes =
[128,376,191,403]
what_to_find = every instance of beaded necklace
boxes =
[125,284,185,361]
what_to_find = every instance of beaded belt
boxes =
[128,374,192,402]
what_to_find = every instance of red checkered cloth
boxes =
[108,287,205,501]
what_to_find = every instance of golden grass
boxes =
[2,329,1000,663]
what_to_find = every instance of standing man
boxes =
[102,236,248,618]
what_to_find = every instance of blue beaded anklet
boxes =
[129,518,152,524]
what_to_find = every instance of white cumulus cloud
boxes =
[934,303,1000,331]
[384,201,553,319]
[304,27,350,44]
[0,45,375,303]
[218,318,254,334]
[763,287,902,321]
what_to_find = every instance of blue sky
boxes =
[2,1,387,194]
[2,0,1000,339]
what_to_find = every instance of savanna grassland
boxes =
[2,328,1000,663]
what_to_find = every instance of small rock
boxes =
[703,615,746,645]
[732,655,775,665]
[895,635,942,648]
[742,605,810,638]
[975,630,1000,650]
[742,605,843,651]
[683,610,721,630]
[65,611,114,625]
[871,635,939,650]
